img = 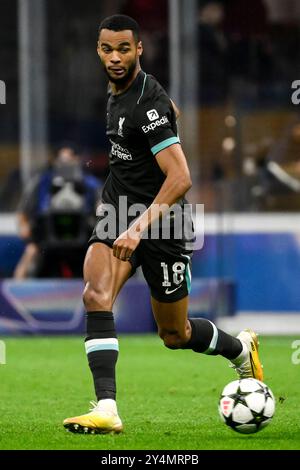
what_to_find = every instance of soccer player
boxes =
[63,15,263,434]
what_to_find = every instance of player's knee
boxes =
[83,284,112,311]
[159,330,188,350]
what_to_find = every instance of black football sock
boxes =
[181,318,243,359]
[85,311,118,401]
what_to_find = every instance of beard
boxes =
[103,59,137,85]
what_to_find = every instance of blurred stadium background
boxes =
[1,0,300,452]
[1,1,300,341]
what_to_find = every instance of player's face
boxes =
[97,29,142,84]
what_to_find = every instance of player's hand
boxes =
[112,226,141,261]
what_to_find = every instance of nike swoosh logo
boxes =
[165,285,183,295]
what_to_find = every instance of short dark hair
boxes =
[98,14,140,43]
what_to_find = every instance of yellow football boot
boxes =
[231,329,264,381]
[63,401,123,434]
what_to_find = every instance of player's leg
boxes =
[151,295,263,381]
[141,239,263,380]
[143,249,246,356]
[152,295,242,358]
[63,242,133,434]
[83,241,133,401]
[151,295,190,348]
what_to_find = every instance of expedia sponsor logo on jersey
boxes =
[142,115,169,134]
[110,140,133,161]
[147,109,159,121]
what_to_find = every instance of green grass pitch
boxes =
[0,335,299,450]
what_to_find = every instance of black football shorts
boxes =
[88,207,194,303]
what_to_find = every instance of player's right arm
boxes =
[113,80,190,261]
[127,143,191,233]
[112,142,191,261]
[146,142,192,211]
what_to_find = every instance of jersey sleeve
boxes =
[134,87,180,156]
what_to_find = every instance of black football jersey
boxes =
[101,70,180,208]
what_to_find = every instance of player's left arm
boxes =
[113,143,192,261]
